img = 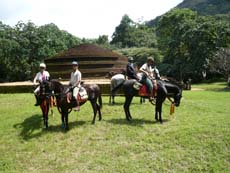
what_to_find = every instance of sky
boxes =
[0,0,183,39]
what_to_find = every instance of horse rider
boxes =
[69,61,82,111]
[139,56,157,101]
[126,57,139,80]
[33,63,50,106]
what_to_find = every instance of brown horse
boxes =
[44,80,102,130]
[39,82,55,128]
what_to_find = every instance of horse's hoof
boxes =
[65,126,69,131]
[91,121,95,124]
[126,118,131,121]
[61,124,65,129]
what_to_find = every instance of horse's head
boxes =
[162,78,183,107]
[40,80,52,95]
[174,91,182,107]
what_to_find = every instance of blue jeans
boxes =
[141,76,153,93]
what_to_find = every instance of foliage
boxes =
[115,47,163,67]
[209,48,230,85]
[111,15,157,48]
[0,84,230,172]
[156,9,230,81]
[0,21,81,82]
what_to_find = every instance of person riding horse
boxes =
[33,63,50,106]
[126,57,139,80]
[139,56,158,101]
[69,61,82,111]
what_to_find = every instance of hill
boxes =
[146,0,230,27]
[177,0,230,15]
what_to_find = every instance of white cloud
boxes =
[0,0,183,39]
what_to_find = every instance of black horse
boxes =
[123,79,182,123]
[43,80,102,130]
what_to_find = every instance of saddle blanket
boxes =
[67,87,88,103]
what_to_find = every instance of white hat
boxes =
[39,63,46,68]
[72,61,78,65]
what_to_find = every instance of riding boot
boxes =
[34,94,41,106]
[149,90,154,101]
[149,86,155,103]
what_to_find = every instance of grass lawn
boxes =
[0,82,229,172]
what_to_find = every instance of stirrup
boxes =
[74,106,80,111]
[149,97,156,104]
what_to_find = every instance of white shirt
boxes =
[33,71,50,84]
[139,63,153,77]
[70,70,81,87]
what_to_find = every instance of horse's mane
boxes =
[161,77,183,89]
[50,79,65,91]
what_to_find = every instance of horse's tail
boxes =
[98,95,102,109]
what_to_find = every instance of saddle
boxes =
[67,87,88,103]
[133,81,158,97]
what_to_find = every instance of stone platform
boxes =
[0,79,112,95]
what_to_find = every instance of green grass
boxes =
[0,83,229,172]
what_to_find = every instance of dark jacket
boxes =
[126,63,138,80]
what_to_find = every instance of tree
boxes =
[156,9,230,81]
[111,14,135,48]
[0,21,81,82]
[209,48,230,86]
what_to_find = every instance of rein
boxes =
[167,96,174,104]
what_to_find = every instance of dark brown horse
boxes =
[123,79,182,123]
[45,80,102,130]
[38,81,55,129]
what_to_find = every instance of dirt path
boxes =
[191,88,205,91]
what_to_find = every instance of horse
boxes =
[109,73,126,104]
[109,72,145,104]
[38,81,55,129]
[47,80,102,130]
[123,79,183,123]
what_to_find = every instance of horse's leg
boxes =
[45,101,49,129]
[90,100,97,124]
[41,101,48,129]
[64,110,69,130]
[61,108,65,129]
[124,96,133,121]
[109,92,112,104]
[155,105,159,121]
[158,102,163,123]
[109,91,115,104]
[112,95,115,104]
[97,103,102,121]
[155,98,163,123]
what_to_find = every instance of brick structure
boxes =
[45,44,128,79]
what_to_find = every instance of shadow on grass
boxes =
[106,118,169,127]
[104,102,145,106]
[13,114,86,140]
